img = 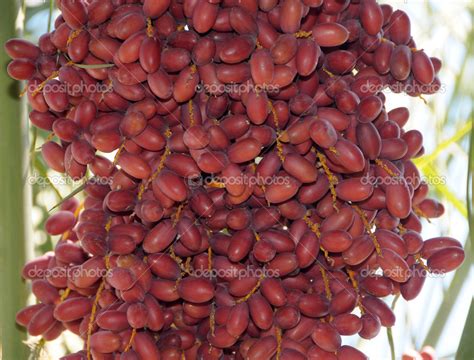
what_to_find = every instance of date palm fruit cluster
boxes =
[6,0,464,359]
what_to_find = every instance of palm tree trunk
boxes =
[0,0,30,358]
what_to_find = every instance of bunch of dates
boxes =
[6,0,465,359]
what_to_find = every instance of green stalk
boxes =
[29,127,37,170]
[387,295,400,360]
[0,0,29,358]
[467,115,474,256]
[387,328,395,360]
[48,0,54,32]
[456,300,474,360]
[455,103,474,359]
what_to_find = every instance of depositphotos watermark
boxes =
[192,267,280,280]
[196,82,281,95]
[360,267,446,279]
[27,173,112,187]
[187,174,291,188]
[359,81,446,96]
[26,81,112,96]
[360,173,446,186]
[26,266,110,280]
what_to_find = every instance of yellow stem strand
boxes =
[184,257,192,274]
[172,202,186,228]
[86,279,106,360]
[254,231,261,242]
[86,220,114,359]
[319,265,332,300]
[104,253,111,271]
[124,328,137,352]
[375,158,397,177]
[414,253,431,273]
[316,151,339,211]
[347,270,364,314]
[322,68,334,78]
[67,28,82,46]
[294,30,312,38]
[31,71,59,97]
[303,214,333,264]
[146,18,154,37]
[104,217,113,233]
[397,224,407,235]
[59,287,71,302]
[236,273,265,303]
[268,101,285,162]
[169,244,182,266]
[138,146,171,200]
[353,205,382,255]
[413,205,431,223]
[303,213,321,238]
[188,100,195,127]
[209,302,216,337]
[208,247,212,272]
[61,201,84,240]
[99,79,113,103]
[113,142,126,166]
[207,181,226,189]
[275,327,282,360]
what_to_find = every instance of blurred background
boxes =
[0,0,472,359]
